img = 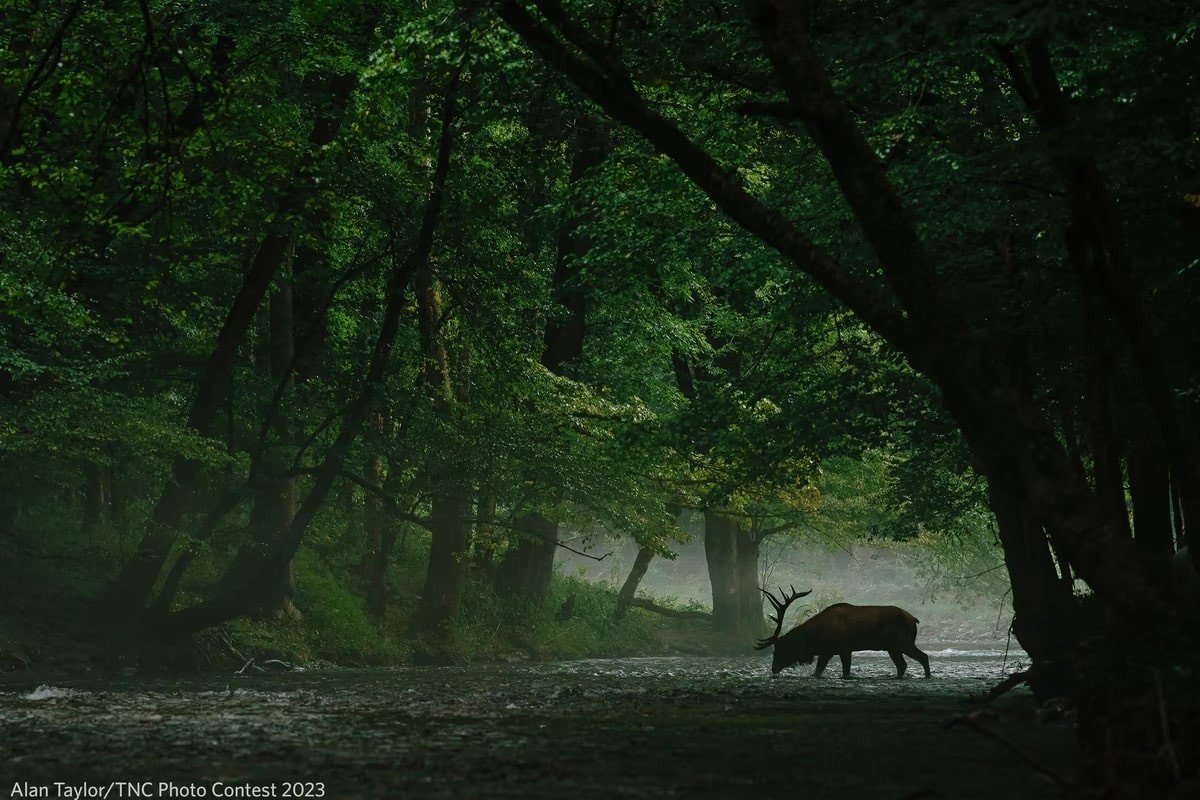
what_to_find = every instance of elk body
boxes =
[755,586,931,678]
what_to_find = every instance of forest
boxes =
[1,0,1198,797]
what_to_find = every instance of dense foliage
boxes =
[2,2,1198,793]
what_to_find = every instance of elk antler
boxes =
[754,585,812,650]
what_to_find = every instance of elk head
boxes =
[754,585,813,674]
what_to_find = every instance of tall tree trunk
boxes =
[1070,239,1131,542]
[412,387,471,636]
[245,251,302,621]
[704,510,743,635]
[413,176,471,635]
[1128,421,1174,588]
[494,515,559,605]
[494,118,603,605]
[472,489,499,581]
[364,409,391,621]
[366,524,399,624]
[1003,38,1200,562]
[82,462,108,535]
[987,479,1078,700]
[1172,480,1187,552]
[245,488,301,621]
[735,527,764,633]
[108,462,124,523]
[417,489,472,634]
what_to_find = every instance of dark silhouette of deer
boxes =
[754,586,931,678]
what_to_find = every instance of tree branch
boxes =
[494,0,912,353]
[740,0,950,338]
[1,0,86,159]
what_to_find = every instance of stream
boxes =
[0,644,1077,799]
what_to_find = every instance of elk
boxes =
[754,586,931,678]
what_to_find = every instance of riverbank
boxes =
[0,532,1014,682]
[1,519,756,678]
[0,585,748,686]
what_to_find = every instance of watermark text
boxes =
[9,782,326,799]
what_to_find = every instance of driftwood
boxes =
[626,597,713,621]
[222,631,293,674]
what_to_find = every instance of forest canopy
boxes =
[1,0,1198,791]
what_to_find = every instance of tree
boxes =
[493,114,607,607]
[493,0,1200,788]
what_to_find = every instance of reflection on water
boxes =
[533,641,1026,682]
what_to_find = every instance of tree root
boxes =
[969,669,1030,704]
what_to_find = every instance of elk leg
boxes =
[813,654,832,677]
[905,645,931,677]
[888,650,908,678]
[838,652,853,678]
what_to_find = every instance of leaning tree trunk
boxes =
[615,546,655,620]
[364,520,398,624]
[157,65,459,637]
[102,69,363,622]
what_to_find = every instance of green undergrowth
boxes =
[0,507,125,672]
[0,509,719,675]
[214,555,673,670]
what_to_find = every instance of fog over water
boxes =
[557,526,1019,647]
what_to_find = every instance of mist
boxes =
[556,527,1017,645]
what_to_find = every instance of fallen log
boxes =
[627,597,713,621]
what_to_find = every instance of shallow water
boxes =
[0,644,1073,799]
